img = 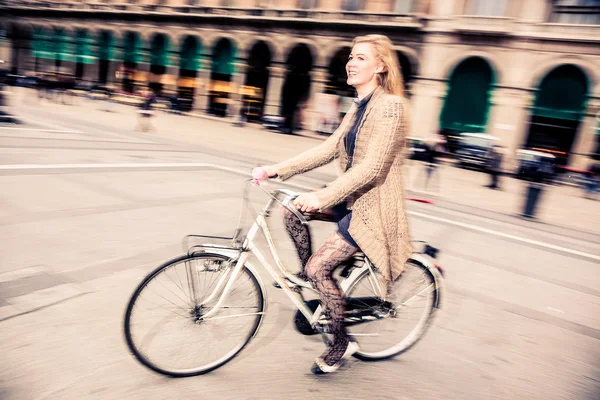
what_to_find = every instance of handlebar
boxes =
[277,188,309,225]
[250,180,309,225]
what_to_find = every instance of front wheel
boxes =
[344,259,439,361]
[124,253,265,377]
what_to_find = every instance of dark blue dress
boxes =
[333,91,373,248]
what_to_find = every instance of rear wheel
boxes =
[344,260,438,361]
[124,253,265,377]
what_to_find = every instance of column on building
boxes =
[23,41,36,74]
[409,32,453,139]
[193,57,211,112]
[165,51,179,95]
[1,33,12,72]
[305,65,328,131]
[486,87,534,169]
[264,63,284,116]
[13,39,23,73]
[409,77,447,138]
[84,31,99,84]
[431,0,458,16]
[107,59,120,86]
[571,96,600,169]
[518,0,548,21]
[229,60,247,119]
[85,62,99,84]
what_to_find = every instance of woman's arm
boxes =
[270,106,356,180]
[314,97,406,210]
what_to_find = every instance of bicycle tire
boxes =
[345,259,439,361]
[123,252,265,377]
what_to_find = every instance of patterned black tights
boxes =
[282,207,312,279]
[282,206,358,366]
[305,232,358,365]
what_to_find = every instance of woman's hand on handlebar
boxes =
[251,165,278,185]
[261,165,278,178]
[293,192,322,213]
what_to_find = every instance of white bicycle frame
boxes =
[190,187,384,329]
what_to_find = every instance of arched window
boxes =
[341,0,362,12]
[550,0,600,24]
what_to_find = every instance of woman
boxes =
[256,34,412,375]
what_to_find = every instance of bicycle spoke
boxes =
[125,254,264,376]
[201,312,265,321]
[397,283,434,309]
[344,261,437,360]
[154,274,194,308]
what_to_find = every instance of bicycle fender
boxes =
[408,254,443,309]
[241,260,269,338]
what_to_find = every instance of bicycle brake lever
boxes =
[281,196,309,225]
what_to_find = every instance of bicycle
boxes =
[123,179,445,377]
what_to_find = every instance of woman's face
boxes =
[346,42,383,88]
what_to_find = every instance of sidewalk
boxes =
[404,161,599,236]
[6,89,599,236]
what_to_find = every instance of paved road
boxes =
[0,95,599,400]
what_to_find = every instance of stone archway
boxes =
[395,50,416,95]
[439,56,496,136]
[524,64,589,166]
[74,28,95,81]
[8,23,33,74]
[97,30,115,85]
[177,35,201,111]
[120,31,144,92]
[148,33,170,94]
[243,40,272,121]
[326,46,353,97]
[209,37,236,117]
[280,43,313,134]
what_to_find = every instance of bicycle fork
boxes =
[184,253,246,320]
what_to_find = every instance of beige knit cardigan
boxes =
[273,86,412,282]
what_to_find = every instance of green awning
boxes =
[122,32,144,64]
[440,57,494,133]
[76,29,97,65]
[31,28,77,62]
[55,29,76,62]
[532,64,588,121]
[211,39,236,76]
[179,36,201,71]
[150,34,170,67]
[31,28,54,60]
[97,31,120,62]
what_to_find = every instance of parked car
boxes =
[515,149,556,182]
[262,114,285,131]
[456,133,500,169]
[406,137,429,161]
[16,75,40,88]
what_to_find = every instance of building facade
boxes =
[2,0,599,168]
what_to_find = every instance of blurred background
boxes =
[2,0,600,170]
[0,1,599,399]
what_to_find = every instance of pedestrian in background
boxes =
[485,145,503,189]
[583,162,599,200]
[135,88,157,132]
[419,133,445,194]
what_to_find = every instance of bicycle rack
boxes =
[183,233,244,258]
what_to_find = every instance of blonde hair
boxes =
[352,34,404,97]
